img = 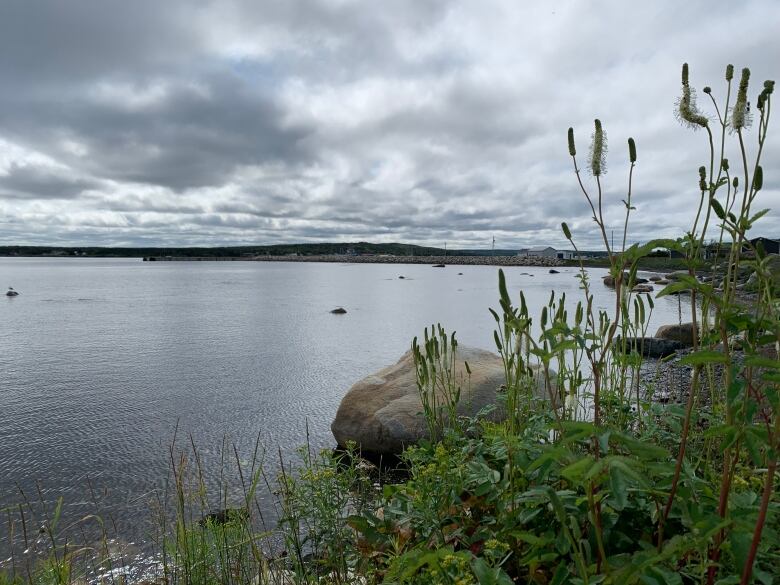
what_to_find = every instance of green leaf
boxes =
[678,350,729,366]
[561,456,596,483]
[745,355,780,369]
[472,558,514,585]
[609,464,629,511]
[744,427,766,466]
[656,280,694,297]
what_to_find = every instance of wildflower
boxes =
[732,67,751,130]
[676,63,709,129]
[589,119,607,176]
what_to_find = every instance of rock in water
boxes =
[549,269,560,274]
[330,307,347,314]
[432,264,446,268]
[331,346,555,455]
[655,322,698,346]
[631,284,654,293]
[199,508,248,527]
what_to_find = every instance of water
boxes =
[0,258,687,548]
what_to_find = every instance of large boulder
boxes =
[617,337,683,358]
[331,346,554,454]
[655,322,698,346]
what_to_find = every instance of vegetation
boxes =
[1,63,778,584]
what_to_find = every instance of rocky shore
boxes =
[250,254,564,267]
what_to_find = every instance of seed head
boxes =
[589,119,607,177]
[758,80,775,111]
[725,64,734,81]
[676,63,708,129]
[732,177,739,189]
[732,67,751,130]
[628,137,636,163]
[721,158,729,172]
[698,166,707,191]
[567,127,576,157]
[561,222,572,240]
[703,86,712,94]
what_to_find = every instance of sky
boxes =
[0,0,778,250]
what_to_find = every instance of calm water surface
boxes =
[0,258,687,548]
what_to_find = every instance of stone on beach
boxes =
[331,346,555,455]
[655,322,698,346]
[617,336,683,358]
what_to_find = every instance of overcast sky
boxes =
[0,1,777,249]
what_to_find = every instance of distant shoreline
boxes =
[141,254,565,267]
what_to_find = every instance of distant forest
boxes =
[0,242,523,258]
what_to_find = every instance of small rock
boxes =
[398,276,405,279]
[458,272,463,275]
[649,275,663,282]
[432,264,446,268]
[331,307,347,314]
[603,272,631,287]
[631,284,654,293]
[549,269,560,274]
[199,508,248,527]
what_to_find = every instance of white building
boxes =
[521,246,575,260]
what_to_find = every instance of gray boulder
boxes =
[655,322,698,346]
[617,337,683,358]
[631,284,654,293]
[331,346,555,454]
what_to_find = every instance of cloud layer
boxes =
[0,0,778,248]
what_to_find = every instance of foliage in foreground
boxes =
[1,63,779,584]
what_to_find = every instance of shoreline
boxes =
[142,254,565,266]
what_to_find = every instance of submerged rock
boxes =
[331,346,556,455]
[199,508,248,527]
[330,307,347,314]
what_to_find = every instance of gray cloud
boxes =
[0,162,100,199]
[0,0,778,248]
